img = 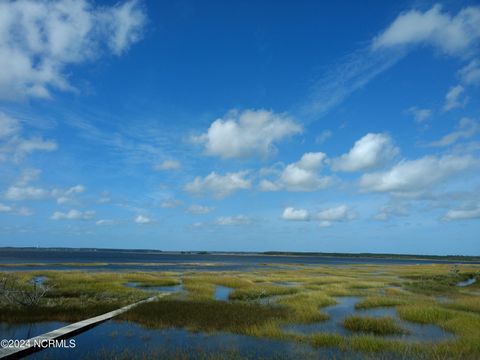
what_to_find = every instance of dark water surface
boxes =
[0,296,454,359]
[0,322,67,341]
[26,321,364,360]
[1,248,475,272]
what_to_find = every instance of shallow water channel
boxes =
[457,277,477,287]
[283,296,454,342]
[124,282,233,301]
[214,285,233,301]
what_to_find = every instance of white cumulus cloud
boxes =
[51,209,95,220]
[5,177,85,202]
[332,133,398,172]
[154,160,181,171]
[215,215,252,226]
[373,5,480,56]
[186,204,213,215]
[0,203,13,213]
[281,207,310,221]
[0,0,146,100]
[96,219,117,226]
[373,201,409,221]
[261,153,331,192]
[184,171,251,199]
[443,205,480,221]
[317,205,356,225]
[360,155,478,195]
[5,186,50,201]
[134,214,153,224]
[281,205,355,226]
[193,109,301,159]
[0,202,33,216]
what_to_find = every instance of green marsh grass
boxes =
[229,284,298,301]
[3,263,480,359]
[355,296,408,310]
[119,299,288,334]
[277,291,335,323]
[397,304,454,324]
[343,315,408,335]
[444,296,480,314]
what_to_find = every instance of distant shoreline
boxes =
[1,247,479,262]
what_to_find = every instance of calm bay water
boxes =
[0,248,475,272]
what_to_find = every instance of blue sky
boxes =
[0,0,479,254]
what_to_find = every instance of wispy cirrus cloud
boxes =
[186,204,214,215]
[154,160,182,171]
[427,118,479,147]
[51,209,95,221]
[443,85,468,111]
[459,59,480,85]
[0,113,57,162]
[407,107,432,123]
[0,202,33,216]
[301,46,405,118]
[215,215,252,226]
[302,4,480,119]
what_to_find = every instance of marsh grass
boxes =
[309,332,344,347]
[191,274,254,288]
[443,296,480,314]
[182,278,215,300]
[3,264,480,359]
[277,291,335,323]
[347,281,386,290]
[397,304,454,325]
[229,284,298,301]
[0,270,175,322]
[0,302,122,323]
[345,335,407,354]
[343,315,408,335]
[355,296,407,310]
[120,299,289,334]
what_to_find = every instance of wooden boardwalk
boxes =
[0,295,162,359]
